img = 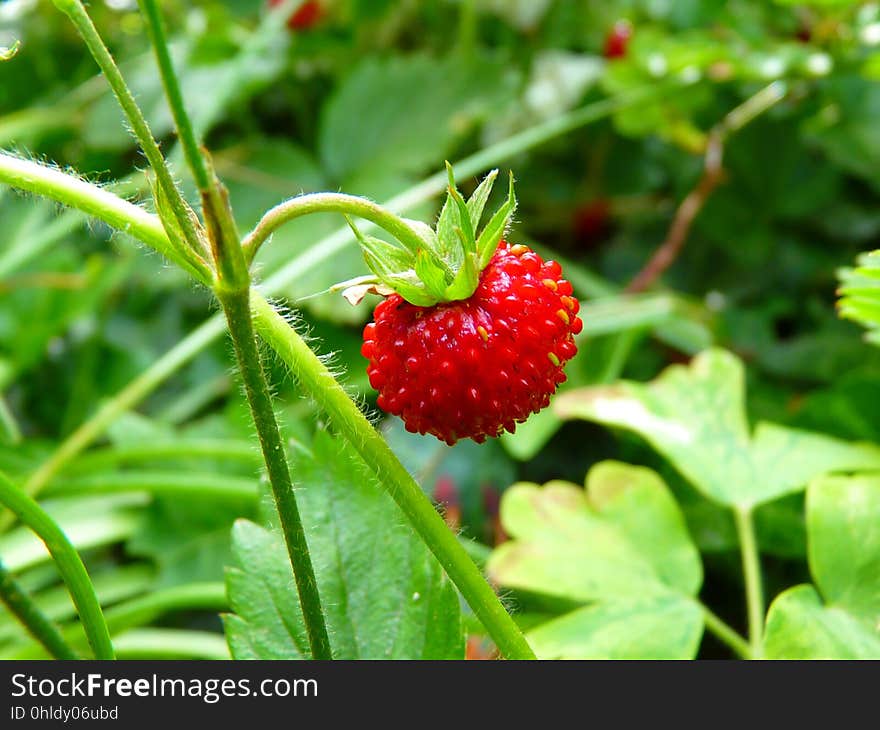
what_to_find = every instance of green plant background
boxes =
[2,0,880,659]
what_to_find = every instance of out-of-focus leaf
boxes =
[319,55,517,181]
[839,250,880,346]
[487,461,703,659]
[764,474,880,658]
[555,349,880,507]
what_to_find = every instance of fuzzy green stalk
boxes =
[0,559,79,659]
[242,192,435,264]
[50,0,209,269]
[251,294,536,660]
[0,471,114,659]
[218,287,333,660]
[137,0,212,192]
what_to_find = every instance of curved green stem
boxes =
[700,601,752,659]
[734,505,764,658]
[50,0,208,267]
[137,0,211,191]
[242,192,430,265]
[219,288,332,660]
[0,558,79,659]
[0,471,114,659]
[0,152,209,284]
[251,293,535,660]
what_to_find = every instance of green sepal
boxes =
[476,171,516,269]
[415,250,449,300]
[442,252,480,301]
[346,215,439,307]
[341,165,518,308]
[466,168,498,231]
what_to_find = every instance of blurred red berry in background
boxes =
[433,475,461,532]
[604,20,633,59]
[572,198,612,249]
[269,0,324,31]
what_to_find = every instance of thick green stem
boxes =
[242,192,433,264]
[0,152,209,282]
[0,559,79,659]
[0,471,114,659]
[251,293,535,660]
[50,0,207,264]
[137,0,211,191]
[218,288,332,660]
[734,505,764,658]
[700,601,752,660]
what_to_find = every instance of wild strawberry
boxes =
[269,0,324,31]
[603,20,632,59]
[360,236,581,445]
[347,166,581,444]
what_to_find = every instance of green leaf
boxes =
[319,55,515,181]
[555,349,880,507]
[487,461,703,659]
[527,595,703,660]
[764,585,880,659]
[763,475,880,658]
[224,432,463,659]
[807,474,880,624]
[839,250,880,345]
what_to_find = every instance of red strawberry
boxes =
[361,241,582,445]
[603,20,632,59]
[269,0,324,31]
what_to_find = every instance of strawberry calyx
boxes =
[345,164,517,307]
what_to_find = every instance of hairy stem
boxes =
[219,288,332,660]
[137,0,211,191]
[0,559,79,659]
[242,192,433,264]
[0,471,114,659]
[50,0,207,265]
[251,293,536,660]
[0,152,208,283]
[734,505,764,658]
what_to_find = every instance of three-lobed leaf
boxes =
[487,461,704,659]
[555,348,880,508]
[764,474,880,658]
